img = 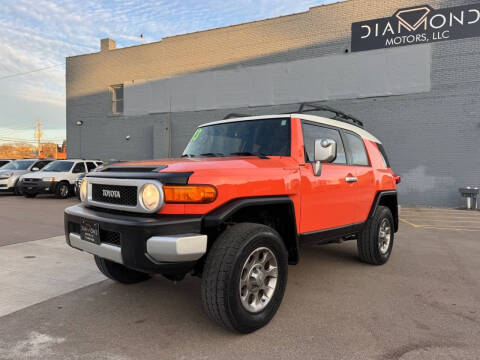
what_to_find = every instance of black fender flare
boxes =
[203,196,300,264]
[368,190,399,232]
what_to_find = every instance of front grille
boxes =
[68,222,121,247]
[23,178,41,183]
[91,184,137,206]
[100,229,121,246]
[68,222,80,234]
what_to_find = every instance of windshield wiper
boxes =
[229,152,269,159]
[199,153,225,157]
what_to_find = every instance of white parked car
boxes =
[18,159,102,198]
[0,159,53,195]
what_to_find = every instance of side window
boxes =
[72,162,86,174]
[301,122,347,164]
[86,162,97,172]
[35,161,49,170]
[344,132,369,166]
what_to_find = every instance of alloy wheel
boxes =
[378,218,391,255]
[239,247,278,313]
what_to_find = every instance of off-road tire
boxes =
[55,182,70,199]
[357,205,394,265]
[201,223,288,333]
[94,256,151,284]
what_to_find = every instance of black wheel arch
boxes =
[368,190,399,232]
[202,196,300,265]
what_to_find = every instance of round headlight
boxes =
[140,183,162,211]
[80,178,88,202]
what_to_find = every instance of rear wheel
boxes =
[201,223,288,333]
[55,182,70,199]
[94,256,151,284]
[357,206,394,265]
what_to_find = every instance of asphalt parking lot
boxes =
[0,195,479,360]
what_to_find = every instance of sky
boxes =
[0,0,339,146]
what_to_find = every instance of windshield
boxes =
[2,160,35,170]
[183,118,291,157]
[42,161,74,172]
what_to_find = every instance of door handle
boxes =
[345,176,358,183]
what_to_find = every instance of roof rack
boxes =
[297,103,364,128]
[223,113,250,120]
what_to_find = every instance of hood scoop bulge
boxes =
[100,165,168,173]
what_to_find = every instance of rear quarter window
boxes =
[344,132,369,166]
[376,143,391,168]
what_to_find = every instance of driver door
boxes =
[299,122,359,233]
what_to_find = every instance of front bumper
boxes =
[64,204,207,275]
[0,176,19,191]
[18,180,57,194]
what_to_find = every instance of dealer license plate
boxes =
[80,219,100,244]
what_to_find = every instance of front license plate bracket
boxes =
[80,219,100,244]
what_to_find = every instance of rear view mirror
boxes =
[31,167,40,172]
[313,138,337,176]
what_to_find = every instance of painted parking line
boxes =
[0,236,104,317]
[402,207,479,212]
[399,218,480,231]
[399,207,480,231]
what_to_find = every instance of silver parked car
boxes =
[0,159,52,195]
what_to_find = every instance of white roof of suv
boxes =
[200,114,381,143]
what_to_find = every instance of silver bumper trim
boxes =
[146,234,207,262]
[69,233,123,264]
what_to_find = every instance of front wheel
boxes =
[357,206,394,265]
[201,223,288,333]
[55,182,70,199]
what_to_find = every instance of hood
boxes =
[0,169,28,177]
[106,156,294,173]
[96,157,301,214]
[21,171,64,179]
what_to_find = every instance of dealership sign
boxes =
[351,4,480,52]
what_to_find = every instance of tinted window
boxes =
[72,162,86,173]
[183,118,291,157]
[86,162,97,171]
[345,132,369,166]
[34,161,50,170]
[301,122,346,164]
[2,160,35,170]
[0,160,10,167]
[376,143,391,168]
[44,161,74,172]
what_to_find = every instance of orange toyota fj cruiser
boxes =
[65,104,400,333]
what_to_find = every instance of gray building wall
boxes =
[66,0,480,207]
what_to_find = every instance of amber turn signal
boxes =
[163,185,217,204]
